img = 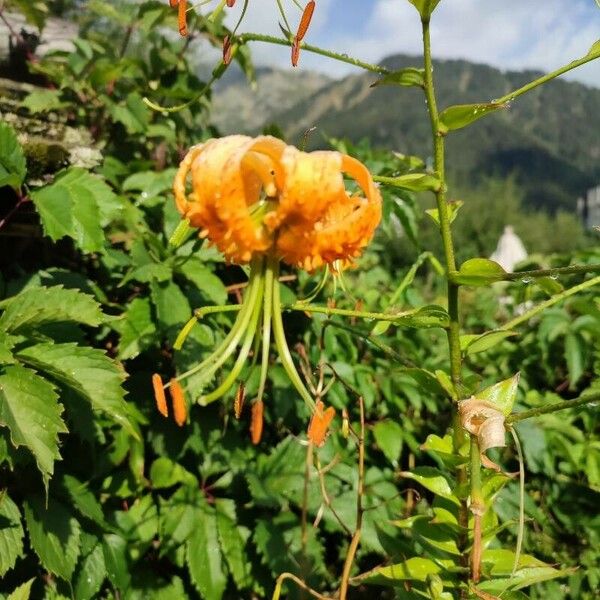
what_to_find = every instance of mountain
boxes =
[212,55,600,213]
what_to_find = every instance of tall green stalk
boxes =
[420,16,470,575]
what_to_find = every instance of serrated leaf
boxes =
[453,258,507,286]
[477,373,520,416]
[150,457,194,489]
[102,534,130,591]
[113,297,156,360]
[0,332,16,364]
[187,501,226,600]
[24,496,81,581]
[399,467,457,501]
[178,259,227,304]
[0,365,67,490]
[6,578,34,600]
[439,102,506,133]
[215,499,251,590]
[74,543,106,600]
[0,285,104,333]
[150,279,192,333]
[371,67,425,88]
[61,475,109,529]
[373,420,403,464]
[109,93,150,134]
[0,492,24,577]
[407,0,442,18]
[460,330,517,356]
[122,168,177,197]
[0,122,27,191]
[21,90,65,114]
[159,485,201,555]
[17,342,137,437]
[31,168,121,253]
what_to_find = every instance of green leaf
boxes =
[122,168,177,197]
[373,420,403,464]
[399,467,457,501]
[460,330,517,356]
[24,496,81,582]
[150,279,192,332]
[413,516,460,555]
[187,501,227,600]
[371,67,425,88]
[0,365,67,490]
[398,305,450,329]
[17,342,137,437]
[61,475,109,529]
[0,122,27,191]
[477,373,520,415]
[113,297,156,360]
[439,102,506,133]
[363,556,452,585]
[102,534,130,591]
[0,332,16,364]
[9,0,48,29]
[377,172,441,192]
[74,543,106,600]
[586,39,600,58]
[453,258,506,286]
[215,499,251,590]
[109,93,150,134]
[0,286,104,333]
[0,492,24,577]
[31,168,121,253]
[425,200,463,227]
[6,578,35,600]
[565,332,584,388]
[178,259,228,305]
[150,457,194,489]
[21,90,65,114]
[407,0,442,19]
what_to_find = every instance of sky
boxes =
[218,0,600,87]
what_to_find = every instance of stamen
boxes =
[170,379,187,426]
[250,400,264,444]
[152,373,168,417]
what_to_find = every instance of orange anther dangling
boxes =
[250,400,264,445]
[169,379,188,426]
[178,0,188,36]
[152,374,168,417]
[307,400,336,447]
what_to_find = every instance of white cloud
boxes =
[217,0,600,87]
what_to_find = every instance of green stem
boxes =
[256,260,274,402]
[270,257,315,410]
[199,278,264,405]
[494,48,600,104]
[170,258,263,386]
[238,33,389,74]
[287,303,427,323]
[501,274,600,331]
[421,16,468,578]
[501,263,600,280]
[174,305,241,351]
[507,392,600,423]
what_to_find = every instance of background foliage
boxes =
[0,2,599,599]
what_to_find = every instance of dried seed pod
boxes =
[223,35,232,65]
